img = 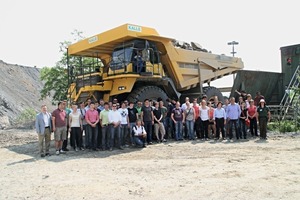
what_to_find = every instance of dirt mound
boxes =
[0,60,54,127]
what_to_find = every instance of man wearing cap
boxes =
[257,99,271,140]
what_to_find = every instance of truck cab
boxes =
[108,39,163,76]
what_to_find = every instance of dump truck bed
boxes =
[68,23,244,97]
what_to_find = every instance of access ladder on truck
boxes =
[279,65,300,120]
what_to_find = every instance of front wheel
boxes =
[127,86,168,104]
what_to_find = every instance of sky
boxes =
[1,0,299,87]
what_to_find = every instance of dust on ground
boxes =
[0,129,299,200]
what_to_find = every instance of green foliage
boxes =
[40,66,68,103]
[268,120,299,133]
[39,29,103,104]
[16,108,37,124]
[279,120,296,133]
[39,30,85,104]
[267,122,279,131]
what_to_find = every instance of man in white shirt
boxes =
[181,97,190,138]
[108,103,123,151]
[118,102,129,147]
[181,97,190,111]
[132,119,147,148]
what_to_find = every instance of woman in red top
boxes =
[247,99,258,137]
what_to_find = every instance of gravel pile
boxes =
[0,60,54,127]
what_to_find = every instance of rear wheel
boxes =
[203,86,224,103]
[127,86,168,104]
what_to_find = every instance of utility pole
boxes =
[227,41,239,81]
[227,41,239,57]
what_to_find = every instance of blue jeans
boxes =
[144,121,153,143]
[229,119,240,139]
[239,120,247,139]
[174,121,183,140]
[129,122,136,144]
[134,136,146,146]
[186,120,195,140]
[101,125,110,150]
[120,124,128,146]
[110,125,121,148]
[164,117,174,139]
[85,124,91,148]
[87,124,98,149]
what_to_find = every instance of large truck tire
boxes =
[127,86,168,104]
[203,86,224,103]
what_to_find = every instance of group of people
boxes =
[35,91,271,158]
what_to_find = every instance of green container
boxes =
[231,70,283,105]
[280,44,300,87]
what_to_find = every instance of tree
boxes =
[39,30,85,104]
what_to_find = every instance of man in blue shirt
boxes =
[226,97,241,140]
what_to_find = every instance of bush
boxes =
[268,120,299,133]
[267,122,279,131]
[15,108,37,124]
[278,120,297,133]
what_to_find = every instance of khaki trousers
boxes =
[38,128,51,154]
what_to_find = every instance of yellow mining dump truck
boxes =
[67,24,244,103]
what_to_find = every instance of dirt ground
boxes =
[0,129,299,200]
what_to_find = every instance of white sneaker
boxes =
[60,149,65,154]
[56,150,60,155]
[75,148,79,152]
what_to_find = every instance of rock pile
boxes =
[0,60,54,127]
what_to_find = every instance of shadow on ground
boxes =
[4,136,145,165]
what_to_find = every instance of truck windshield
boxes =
[110,47,133,70]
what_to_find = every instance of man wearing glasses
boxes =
[108,103,123,151]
